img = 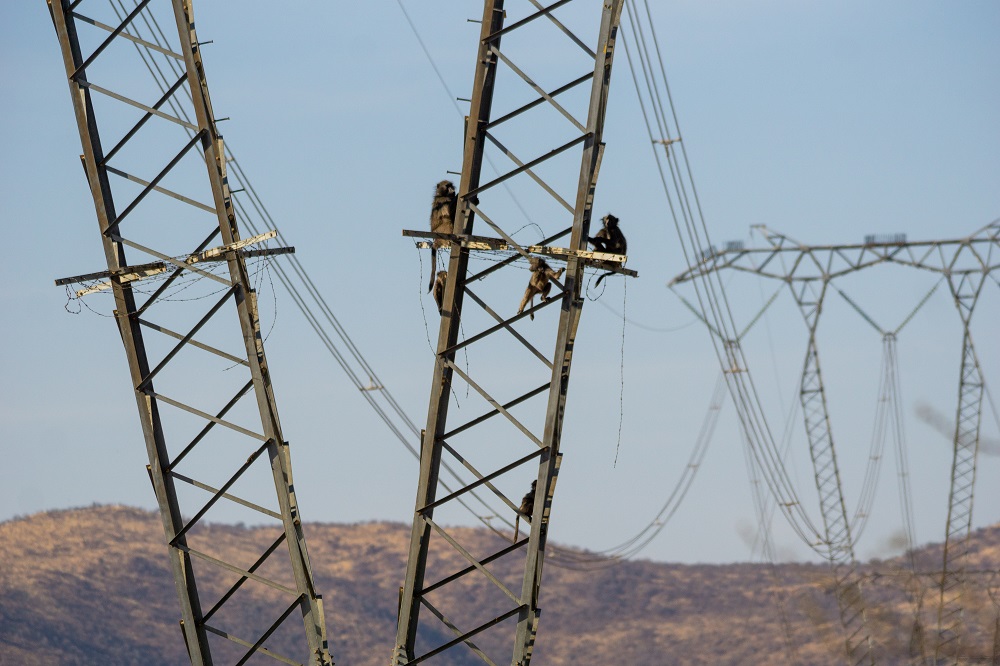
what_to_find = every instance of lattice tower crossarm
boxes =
[46,1,332,663]
[671,223,999,665]
[668,221,1000,285]
[392,1,626,664]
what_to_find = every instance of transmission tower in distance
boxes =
[47,1,331,663]
[672,220,999,665]
[394,1,630,664]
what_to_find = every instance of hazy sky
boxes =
[1,0,998,566]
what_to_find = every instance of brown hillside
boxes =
[1,506,999,664]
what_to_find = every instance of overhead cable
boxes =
[106,0,518,536]
[621,0,827,553]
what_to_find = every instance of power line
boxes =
[622,0,825,552]
[106,0,519,538]
[392,0,728,567]
[108,0,756,570]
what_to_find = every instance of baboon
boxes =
[588,213,627,287]
[433,270,447,315]
[428,180,457,292]
[517,258,564,320]
[513,480,537,543]
[588,213,627,254]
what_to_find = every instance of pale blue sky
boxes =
[1,1,998,564]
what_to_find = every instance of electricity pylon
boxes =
[674,228,876,665]
[791,277,876,666]
[671,220,999,665]
[47,1,331,663]
[937,264,989,664]
[393,1,629,664]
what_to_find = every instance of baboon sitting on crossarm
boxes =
[588,213,627,287]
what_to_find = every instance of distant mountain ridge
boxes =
[2,505,999,664]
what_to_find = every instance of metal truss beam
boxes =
[669,221,1000,285]
[46,1,331,663]
[392,2,626,664]
[671,222,999,664]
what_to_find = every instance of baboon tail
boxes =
[513,516,520,544]
[427,248,437,292]
[594,270,614,287]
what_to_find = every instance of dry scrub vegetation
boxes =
[1,505,999,664]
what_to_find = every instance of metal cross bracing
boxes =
[671,221,999,665]
[935,270,988,665]
[46,1,331,664]
[677,243,875,665]
[393,1,627,664]
[793,279,876,666]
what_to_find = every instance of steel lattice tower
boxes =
[393,1,629,664]
[47,1,331,663]
[793,277,876,666]
[675,229,876,665]
[672,221,999,665]
[937,266,989,664]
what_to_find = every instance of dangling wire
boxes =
[613,278,627,467]
[553,373,726,569]
[416,246,436,356]
[63,285,83,315]
[459,318,471,401]
[254,254,280,345]
[584,268,608,301]
[61,249,236,320]
[414,246,471,409]
[508,221,546,243]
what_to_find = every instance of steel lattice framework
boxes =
[47,1,331,663]
[675,229,875,665]
[937,267,988,664]
[393,1,628,664]
[672,220,999,665]
[792,278,876,666]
